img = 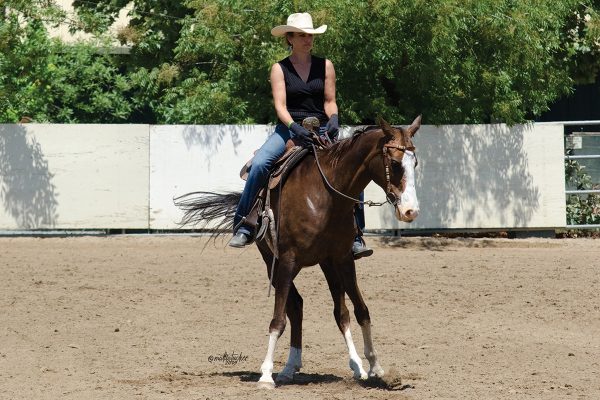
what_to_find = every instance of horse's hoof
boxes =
[257,379,275,390]
[355,371,368,380]
[350,360,368,380]
[275,372,294,385]
[368,367,385,379]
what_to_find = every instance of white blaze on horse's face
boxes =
[397,150,419,223]
[379,115,422,223]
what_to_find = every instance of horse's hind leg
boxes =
[320,260,368,380]
[341,260,384,378]
[275,283,303,384]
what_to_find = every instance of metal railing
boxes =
[562,121,600,229]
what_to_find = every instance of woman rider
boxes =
[229,12,372,259]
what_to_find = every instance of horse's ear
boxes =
[408,115,422,137]
[377,116,395,138]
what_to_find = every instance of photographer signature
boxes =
[208,351,249,365]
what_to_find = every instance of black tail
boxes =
[174,191,241,234]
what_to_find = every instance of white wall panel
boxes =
[150,125,272,229]
[0,122,567,231]
[363,123,566,229]
[0,124,149,229]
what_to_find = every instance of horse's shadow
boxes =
[215,370,412,390]
[216,370,342,385]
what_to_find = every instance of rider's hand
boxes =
[289,122,313,145]
[326,114,340,140]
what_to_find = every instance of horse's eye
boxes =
[390,159,403,172]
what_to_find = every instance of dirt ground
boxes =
[1,235,599,400]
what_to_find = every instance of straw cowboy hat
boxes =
[271,13,327,37]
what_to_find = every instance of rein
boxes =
[310,139,415,207]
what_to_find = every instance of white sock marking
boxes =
[344,328,367,379]
[259,332,279,384]
[361,323,384,378]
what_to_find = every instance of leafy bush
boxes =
[565,157,600,226]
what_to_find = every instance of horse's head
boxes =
[372,115,421,223]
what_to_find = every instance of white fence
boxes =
[0,122,566,231]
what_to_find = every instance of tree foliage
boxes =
[1,0,599,124]
[0,0,132,122]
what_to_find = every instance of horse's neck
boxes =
[320,130,382,199]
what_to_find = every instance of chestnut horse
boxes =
[176,116,421,388]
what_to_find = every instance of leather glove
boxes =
[326,114,340,140]
[289,122,313,145]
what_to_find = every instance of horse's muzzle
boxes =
[396,206,419,223]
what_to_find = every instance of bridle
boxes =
[311,135,417,208]
[382,141,417,207]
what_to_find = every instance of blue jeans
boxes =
[234,123,294,236]
[354,192,366,242]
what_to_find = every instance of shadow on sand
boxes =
[216,370,342,385]
[215,370,412,391]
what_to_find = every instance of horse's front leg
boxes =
[320,260,368,380]
[275,283,303,384]
[360,322,384,378]
[342,260,384,378]
[258,257,299,388]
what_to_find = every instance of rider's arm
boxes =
[324,59,338,118]
[271,63,294,126]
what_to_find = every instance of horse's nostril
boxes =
[406,209,414,217]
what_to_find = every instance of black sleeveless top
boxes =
[278,55,328,125]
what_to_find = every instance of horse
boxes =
[176,115,421,388]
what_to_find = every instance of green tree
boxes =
[315,0,600,124]
[153,0,600,124]
[0,0,132,122]
[156,1,289,124]
[72,0,191,67]
[72,0,192,122]
[4,0,600,124]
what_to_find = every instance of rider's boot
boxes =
[229,232,251,248]
[352,236,373,259]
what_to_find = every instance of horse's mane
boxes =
[324,125,380,167]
